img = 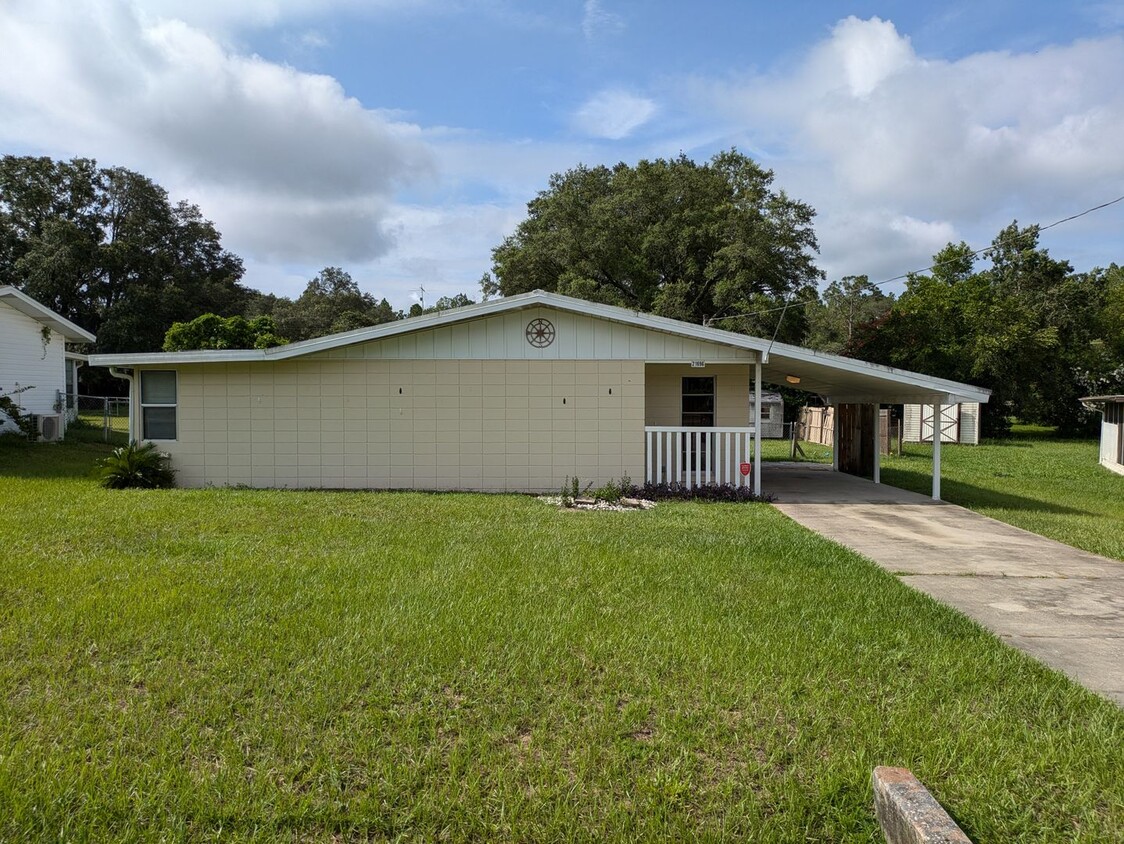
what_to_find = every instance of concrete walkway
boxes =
[764,464,1124,705]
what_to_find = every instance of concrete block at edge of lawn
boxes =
[873,767,972,844]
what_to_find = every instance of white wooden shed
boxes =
[90,291,990,499]
[0,286,96,439]
[903,402,980,445]
[749,391,785,438]
[1080,395,1124,476]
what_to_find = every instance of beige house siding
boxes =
[644,364,753,427]
[143,359,644,492]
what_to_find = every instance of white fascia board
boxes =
[763,343,992,405]
[255,290,771,361]
[84,289,991,404]
[828,391,973,406]
[90,349,265,366]
[0,286,97,343]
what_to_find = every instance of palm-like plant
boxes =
[97,441,176,489]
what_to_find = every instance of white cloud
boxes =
[133,0,426,31]
[297,29,330,49]
[0,0,434,267]
[582,0,624,41]
[573,90,658,140]
[696,16,1124,281]
[740,16,1124,210]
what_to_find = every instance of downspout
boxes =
[108,367,135,442]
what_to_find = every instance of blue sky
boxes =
[2,1,1123,310]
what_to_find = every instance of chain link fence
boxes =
[67,394,130,443]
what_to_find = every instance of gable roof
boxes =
[88,290,990,405]
[0,286,96,343]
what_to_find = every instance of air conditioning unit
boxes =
[37,413,63,442]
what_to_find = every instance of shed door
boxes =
[920,404,960,443]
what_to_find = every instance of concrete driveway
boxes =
[764,464,1124,705]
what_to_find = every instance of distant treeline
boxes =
[3,153,1120,433]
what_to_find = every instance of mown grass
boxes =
[879,431,1124,562]
[0,437,1121,842]
[759,438,833,464]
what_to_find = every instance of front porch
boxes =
[641,361,764,493]
[643,426,758,489]
[638,363,962,501]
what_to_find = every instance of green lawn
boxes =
[0,438,1121,842]
[759,437,833,463]
[879,429,1124,562]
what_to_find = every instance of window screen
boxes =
[141,370,177,440]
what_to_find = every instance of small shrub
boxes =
[97,441,176,489]
[0,385,39,441]
[624,481,772,503]
[592,478,622,503]
[560,476,574,507]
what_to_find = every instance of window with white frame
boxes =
[141,370,177,440]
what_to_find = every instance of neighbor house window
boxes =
[141,370,177,440]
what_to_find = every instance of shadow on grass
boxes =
[879,467,1088,516]
[0,434,115,480]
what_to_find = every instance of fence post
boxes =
[103,397,109,442]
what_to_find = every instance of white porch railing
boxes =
[644,426,757,488]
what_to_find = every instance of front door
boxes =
[681,376,714,471]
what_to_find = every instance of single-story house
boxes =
[903,402,980,445]
[0,286,96,440]
[1079,395,1124,476]
[89,291,990,499]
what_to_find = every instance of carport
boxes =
[752,339,992,500]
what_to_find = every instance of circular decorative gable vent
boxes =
[525,318,555,348]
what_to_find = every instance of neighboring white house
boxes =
[1080,395,1124,476]
[903,402,980,445]
[0,286,96,439]
[89,291,990,498]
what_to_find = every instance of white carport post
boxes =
[753,359,762,495]
[872,404,880,485]
[931,402,942,500]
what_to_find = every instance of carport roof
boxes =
[89,290,990,405]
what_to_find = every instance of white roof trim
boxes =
[0,286,96,343]
[88,290,991,404]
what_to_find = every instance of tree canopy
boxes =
[0,155,248,353]
[163,314,287,351]
[407,292,476,318]
[268,267,401,342]
[844,225,1122,435]
[489,150,822,342]
[803,275,893,355]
